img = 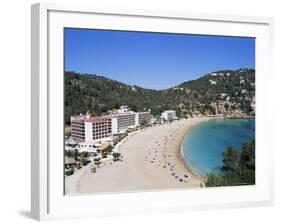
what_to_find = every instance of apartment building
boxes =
[110,106,153,132]
[70,115,86,142]
[135,111,152,126]
[161,110,177,121]
[111,112,136,133]
[70,106,153,141]
[71,114,112,142]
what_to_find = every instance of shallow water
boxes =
[182,119,255,176]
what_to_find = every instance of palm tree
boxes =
[74,149,79,161]
[94,157,101,168]
[80,151,89,166]
[112,152,121,162]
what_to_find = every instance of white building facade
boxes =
[71,114,112,142]
[161,110,177,121]
[135,111,152,126]
[111,112,136,133]
[70,106,153,142]
[110,106,152,132]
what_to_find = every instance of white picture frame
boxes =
[31,2,274,221]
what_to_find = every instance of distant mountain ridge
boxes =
[65,68,255,124]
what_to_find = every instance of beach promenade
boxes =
[65,117,211,194]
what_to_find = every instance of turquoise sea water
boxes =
[182,119,255,176]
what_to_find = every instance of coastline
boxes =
[65,117,215,194]
[178,122,208,182]
[174,117,213,185]
[178,117,255,181]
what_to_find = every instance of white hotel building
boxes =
[71,114,112,142]
[110,106,153,133]
[111,112,136,133]
[70,106,152,142]
[135,111,153,126]
[161,110,177,121]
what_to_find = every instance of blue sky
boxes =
[64,28,255,90]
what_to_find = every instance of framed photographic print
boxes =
[31,2,274,221]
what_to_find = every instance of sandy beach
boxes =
[65,117,211,195]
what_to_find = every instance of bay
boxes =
[182,119,255,176]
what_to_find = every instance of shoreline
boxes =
[175,118,213,184]
[178,117,255,181]
[178,125,207,181]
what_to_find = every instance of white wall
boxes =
[135,113,139,126]
[112,117,118,134]
[84,122,93,141]
[0,0,280,224]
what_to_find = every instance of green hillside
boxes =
[64,69,255,124]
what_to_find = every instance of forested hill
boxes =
[65,69,255,124]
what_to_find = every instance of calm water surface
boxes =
[182,119,255,176]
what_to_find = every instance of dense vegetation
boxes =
[65,69,255,124]
[206,139,255,187]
